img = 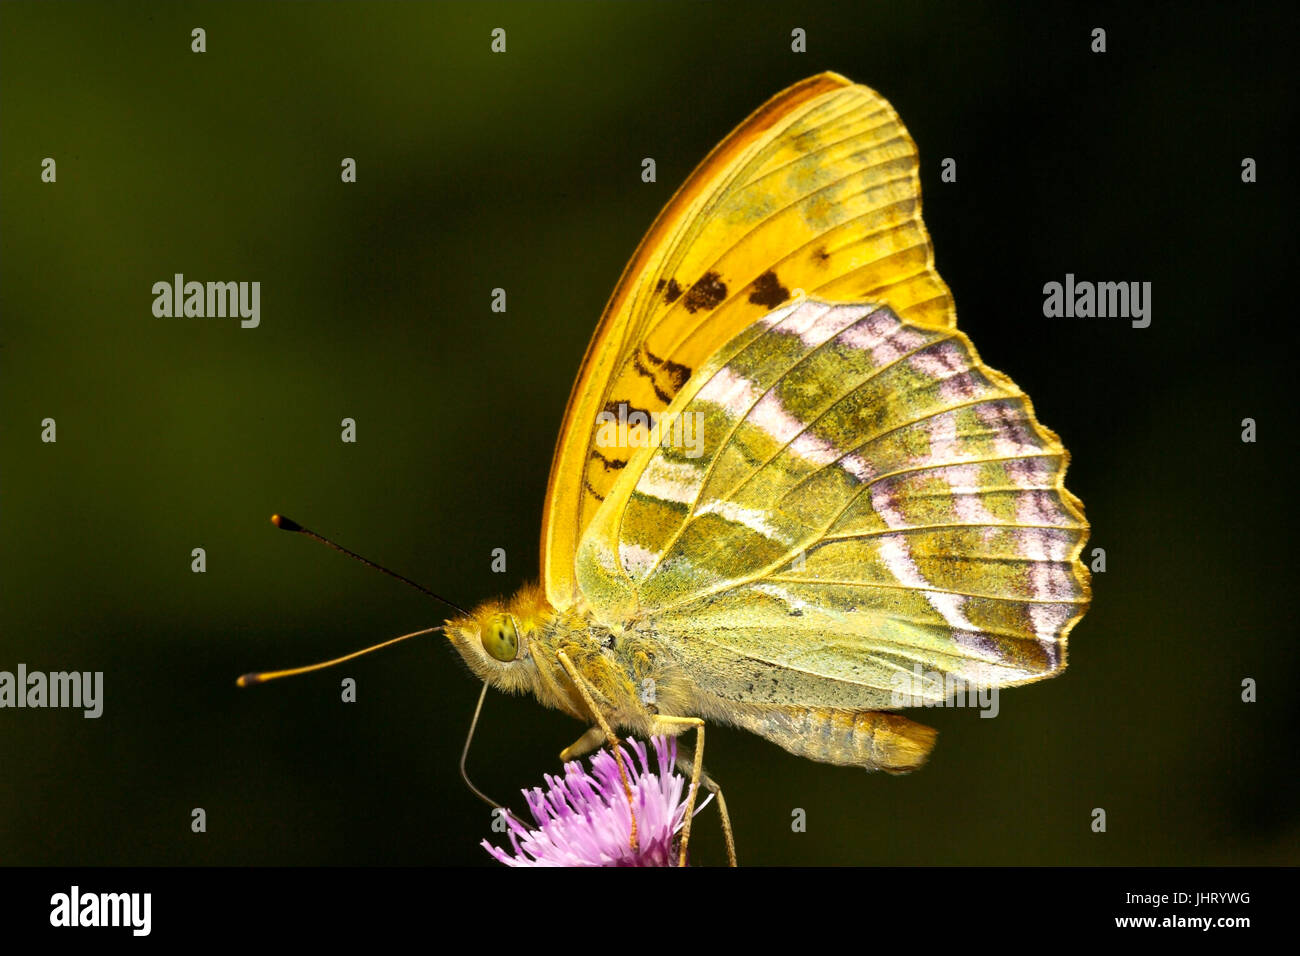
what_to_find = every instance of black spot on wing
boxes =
[590,450,627,471]
[602,399,656,423]
[813,246,831,264]
[582,478,606,503]
[662,278,682,303]
[682,271,727,313]
[748,270,789,308]
[631,351,673,403]
[641,346,692,392]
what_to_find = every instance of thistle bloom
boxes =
[483,735,705,867]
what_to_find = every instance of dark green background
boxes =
[2,1,1295,866]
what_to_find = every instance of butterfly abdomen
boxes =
[706,700,938,773]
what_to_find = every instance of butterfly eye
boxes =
[481,614,520,663]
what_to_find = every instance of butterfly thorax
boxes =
[444,582,679,735]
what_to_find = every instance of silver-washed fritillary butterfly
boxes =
[441,73,1091,865]
[249,73,1091,867]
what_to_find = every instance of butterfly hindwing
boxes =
[576,299,1090,709]
[543,73,954,608]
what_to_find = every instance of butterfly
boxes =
[248,72,1090,867]
[440,72,1091,865]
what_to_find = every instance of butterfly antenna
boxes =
[237,626,443,687]
[269,514,469,616]
[460,682,504,810]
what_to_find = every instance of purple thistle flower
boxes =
[482,735,704,867]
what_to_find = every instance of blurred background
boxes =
[1,1,1296,866]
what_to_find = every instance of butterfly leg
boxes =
[559,725,605,761]
[650,714,736,867]
[555,649,639,854]
[671,739,738,868]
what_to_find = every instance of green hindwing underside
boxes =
[576,299,1090,711]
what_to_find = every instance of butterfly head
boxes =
[443,582,555,699]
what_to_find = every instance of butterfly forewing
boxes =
[543,73,954,608]
[576,299,1090,708]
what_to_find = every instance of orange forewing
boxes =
[542,73,955,609]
